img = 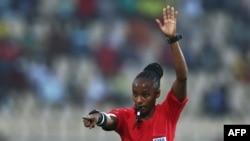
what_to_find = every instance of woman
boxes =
[83,5,188,141]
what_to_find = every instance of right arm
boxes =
[82,111,118,131]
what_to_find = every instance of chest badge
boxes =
[153,137,167,141]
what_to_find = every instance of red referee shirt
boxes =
[108,90,188,141]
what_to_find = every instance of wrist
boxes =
[96,112,107,126]
[167,34,182,44]
[88,109,107,127]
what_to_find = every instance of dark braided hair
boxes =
[135,62,163,90]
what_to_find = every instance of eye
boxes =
[132,92,138,98]
[142,93,150,98]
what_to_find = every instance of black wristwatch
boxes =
[167,34,182,44]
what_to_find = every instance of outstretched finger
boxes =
[170,7,175,20]
[82,116,90,120]
[166,5,171,19]
[175,11,178,20]
[163,8,167,20]
[155,19,163,28]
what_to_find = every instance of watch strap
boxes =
[167,34,182,44]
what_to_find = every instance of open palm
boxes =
[156,5,178,38]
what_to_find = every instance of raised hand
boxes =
[156,5,178,38]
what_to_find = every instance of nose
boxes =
[135,96,143,105]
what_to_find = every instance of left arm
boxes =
[169,41,188,101]
[156,5,188,101]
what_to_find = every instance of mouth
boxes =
[136,106,145,112]
[137,106,143,108]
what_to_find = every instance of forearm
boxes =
[170,42,188,81]
[101,113,117,131]
[94,112,117,130]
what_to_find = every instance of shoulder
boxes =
[159,89,188,112]
[166,89,188,104]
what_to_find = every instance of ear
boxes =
[155,89,161,98]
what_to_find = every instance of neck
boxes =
[142,106,155,120]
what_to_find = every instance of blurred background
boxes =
[0,0,249,141]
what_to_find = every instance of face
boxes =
[132,77,160,119]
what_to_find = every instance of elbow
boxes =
[177,76,187,82]
[177,68,188,81]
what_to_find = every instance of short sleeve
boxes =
[108,108,134,134]
[162,89,188,124]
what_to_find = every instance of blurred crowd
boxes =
[0,0,249,123]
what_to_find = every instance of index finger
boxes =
[82,116,91,120]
